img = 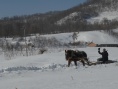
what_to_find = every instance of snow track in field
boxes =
[0,62,118,74]
[0,64,68,73]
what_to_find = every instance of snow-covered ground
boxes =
[0,31,118,89]
[43,30,118,44]
[0,47,118,89]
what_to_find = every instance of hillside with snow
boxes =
[56,12,79,25]
[87,11,118,24]
[43,30,118,44]
[56,0,118,26]
[56,9,118,25]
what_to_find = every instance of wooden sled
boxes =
[87,60,117,66]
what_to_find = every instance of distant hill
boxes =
[0,0,118,37]
[56,0,118,25]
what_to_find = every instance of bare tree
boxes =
[72,32,78,43]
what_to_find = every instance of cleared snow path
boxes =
[0,64,68,73]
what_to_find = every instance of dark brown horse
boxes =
[65,50,90,67]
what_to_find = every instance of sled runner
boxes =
[87,60,117,66]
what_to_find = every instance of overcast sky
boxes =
[0,0,86,18]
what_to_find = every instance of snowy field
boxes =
[0,31,118,89]
[43,30,118,44]
[0,47,118,89]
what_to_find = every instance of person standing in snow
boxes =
[97,48,109,63]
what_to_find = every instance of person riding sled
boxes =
[97,48,109,63]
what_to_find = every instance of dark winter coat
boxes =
[98,50,108,63]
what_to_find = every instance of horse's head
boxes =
[65,50,72,61]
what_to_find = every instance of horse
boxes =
[65,50,90,67]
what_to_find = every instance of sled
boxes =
[87,60,117,66]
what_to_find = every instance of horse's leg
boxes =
[68,59,72,67]
[85,57,95,66]
[84,57,90,65]
[74,60,77,66]
[81,59,85,66]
